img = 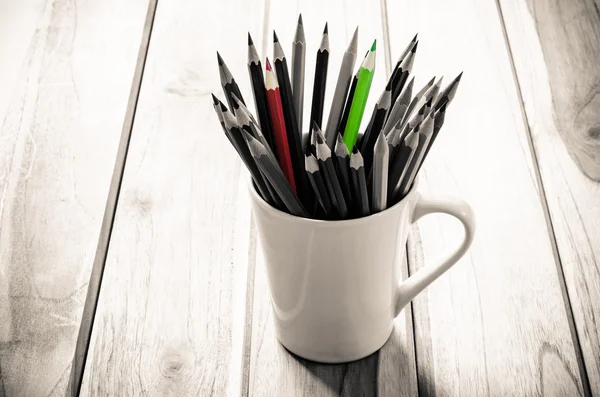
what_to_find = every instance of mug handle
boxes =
[395,192,476,314]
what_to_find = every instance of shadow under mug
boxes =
[249,178,476,363]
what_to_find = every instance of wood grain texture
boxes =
[247,1,417,396]
[386,0,586,395]
[507,0,600,181]
[78,0,265,394]
[499,0,600,393]
[0,0,150,395]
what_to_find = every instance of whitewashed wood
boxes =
[385,0,586,395]
[0,0,150,395]
[78,0,265,394]
[499,0,600,393]
[504,0,600,181]
[247,1,417,396]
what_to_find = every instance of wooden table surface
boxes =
[1,0,599,396]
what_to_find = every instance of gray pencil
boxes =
[324,27,358,148]
[397,110,435,197]
[402,76,440,127]
[292,14,306,134]
[400,76,435,129]
[244,130,308,217]
[383,76,414,136]
[371,130,389,213]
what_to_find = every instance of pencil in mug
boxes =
[371,129,389,213]
[292,15,306,134]
[247,33,276,151]
[390,39,418,105]
[314,123,348,218]
[343,41,377,151]
[396,110,435,198]
[273,31,310,206]
[217,102,274,204]
[383,76,414,136]
[350,146,370,217]
[333,132,353,207]
[305,152,333,216]
[244,130,308,217]
[264,58,297,193]
[360,80,392,174]
[309,23,329,135]
[388,127,419,201]
[324,27,358,149]
[217,52,245,114]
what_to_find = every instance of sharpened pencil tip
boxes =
[211,93,219,105]
[273,30,279,43]
[216,51,224,66]
[324,22,328,34]
[265,57,272,70]
[412,41,419,53]
[247,32,254,46]
[298,14,303,25]
[348,26,359,53]
[412,33,418,42]
[371,39,377,51]
[456,71,463,82]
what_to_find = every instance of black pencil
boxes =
[333,132,353,206]
[217,52,245,114]
[309,23,330,135]
[434,72,463,112]
[397,110,435,198]
[247,33,276,150]
[212,94,228,134]
[390,40,418,105]
[232,95,277,161]
[244,130,308,217]
[231,93,258,127]
[350,146,370,217]
[418,101,448,174]
[314,123,348,218]
[273,30,310,206]
[220,105,274,203]
[360,81,392,174]
[388,127,419,201]
[305,152,333,215]
[383,76,414,136]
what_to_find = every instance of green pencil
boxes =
[343,40,376,151]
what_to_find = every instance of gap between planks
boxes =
[67,0,159,395]
[494,1,593,395]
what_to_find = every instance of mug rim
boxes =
[248,176,419,226]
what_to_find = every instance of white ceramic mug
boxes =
[249,179,475,363]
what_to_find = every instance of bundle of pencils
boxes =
[213,15,462,220]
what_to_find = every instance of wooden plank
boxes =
[0,0,150,395]
[247,1,418,396]
[78,0,266,395]
[507,0,600,181]
[385,0,586,395]
[498,0,600,393]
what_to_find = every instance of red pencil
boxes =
[265,58,297,194]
